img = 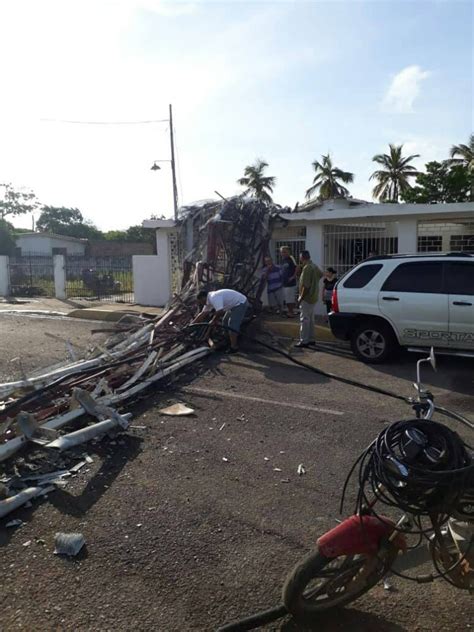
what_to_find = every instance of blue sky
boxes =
[0,0,472,230]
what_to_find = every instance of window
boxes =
[446,262,474,296]
[343,264,383,288]
[450,234,474,253]
[381,262,444,294]
[418,235,442,252]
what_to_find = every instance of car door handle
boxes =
[452,301,472,306]
[382,297,399,301]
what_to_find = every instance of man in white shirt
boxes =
[194,288,249,353]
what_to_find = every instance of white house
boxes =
[15,232,87,256]
[138,200,474,309]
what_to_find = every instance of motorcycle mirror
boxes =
[429,347,437,372]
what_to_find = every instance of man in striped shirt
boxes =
[262,256,283,314]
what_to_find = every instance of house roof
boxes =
[296,197,371,213]
[15,232,87,244]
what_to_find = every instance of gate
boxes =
[65,256,134,302]
[324,222,398,277]
[8,253,55,297]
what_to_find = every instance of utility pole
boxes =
[169,104,179,221]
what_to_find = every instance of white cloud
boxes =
[383,65,431,113]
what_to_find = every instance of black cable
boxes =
[184,322,474,431]
[214,604,287,632]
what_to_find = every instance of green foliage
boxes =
[103,225,155,244]
[37,206,103,239]
[449,134,474,174]
[0,219,16,255]
[305,154,354,200]
[237,159,276,203]
[401,161,472,203]
[370,144,419,202]
[0,183,40,220]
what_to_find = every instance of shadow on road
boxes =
[280,608,407,631]
[370,351,474,399]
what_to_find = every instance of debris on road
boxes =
[54,532,86,557]
[0,196,288,521]
[5,519,23,528]
[159,403,195,416]
[297,463,306,476]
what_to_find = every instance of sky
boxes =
[0,0,472,231]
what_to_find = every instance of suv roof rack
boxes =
[366,252,473,261]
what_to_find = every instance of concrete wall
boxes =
[88,241,154,256]
[16,235,86,255]
[133,255,170,306]
[0,256,9,295]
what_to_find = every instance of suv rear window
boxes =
[381,261,444,293]
[446,261,474,295]
[343,264,383,289]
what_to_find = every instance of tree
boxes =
[37,206,103,239]
[0,183,39,220]
[103,225,155,244]
[401,161,471,203]
[370,144,420,202]
[449,134,474,173]
[237,159,276,203]
[305,154,354,201]
[0,219,16,255]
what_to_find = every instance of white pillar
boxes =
[0,256,10,296]
[305,223,325,315]
[397,218,418,254]
[53,254,66,299]
[305,223,324,270]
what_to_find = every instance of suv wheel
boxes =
[351,321,396,364]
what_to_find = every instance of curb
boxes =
[67,308,165,322]
[265,319,336,342]
[67,309,136,322]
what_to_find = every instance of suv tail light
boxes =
[331,288,339,313]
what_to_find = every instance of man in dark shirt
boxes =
[279,245,297,318]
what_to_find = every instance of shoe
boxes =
[294,341,309,348]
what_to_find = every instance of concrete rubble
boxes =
[0,196,288,519]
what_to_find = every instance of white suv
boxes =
[329,253,474,363]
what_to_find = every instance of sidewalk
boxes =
[262,313,336,342]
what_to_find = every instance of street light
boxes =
[150,104,179,221]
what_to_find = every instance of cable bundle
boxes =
[348,419,473,522]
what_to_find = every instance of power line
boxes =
[40,118,169,125]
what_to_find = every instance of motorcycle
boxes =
[282,348,473,625]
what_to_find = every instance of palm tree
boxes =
[370,144,420,202]
[305,154,354,200]
[237,159,275,203]
[448,134,474,173]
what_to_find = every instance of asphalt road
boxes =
[0,314,472,631]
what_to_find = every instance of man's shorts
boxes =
[283,286,297,304]
[224,300,249,333]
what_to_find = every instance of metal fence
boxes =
[8,253,55,297]
[324,222,399,277]
[273,239,307,265]
[65,256,134,302]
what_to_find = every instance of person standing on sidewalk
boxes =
[322,267,338,315]
[295,250,323,349]
[262,256,284,314]
[279,246,297,318]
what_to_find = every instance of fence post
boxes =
[54,254,66,299]
[0,256,10,296]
